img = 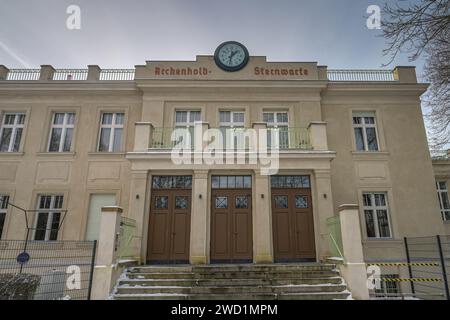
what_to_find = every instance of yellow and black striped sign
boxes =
[369,262,439,267]
[381,277,442,282]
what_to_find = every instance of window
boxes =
[375,274,400,299]
[353,112,379,151]
[34,195,64,241]
[48,112,75,152]
[436,181,450,221]
[0,195,8,238]
[0,113,25,152]
[263,111,289,148]
[175,110,201,127]
[174,110,201,148]
[363,193,392,238]
[211,176,252,189]
[220,111,245,149]
[271,175,310,188]
[98,112,124,152]
[152,176,192,189]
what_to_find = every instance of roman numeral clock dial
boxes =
[214,41,250,72]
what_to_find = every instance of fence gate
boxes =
[404,235,450,300]
[0,240,97,300]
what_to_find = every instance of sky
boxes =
[0,0,426,77]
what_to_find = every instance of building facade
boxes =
[0,44,449,269]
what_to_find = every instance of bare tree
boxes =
[381,0,450,148]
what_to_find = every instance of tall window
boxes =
[174,110,201,148]
[98,112,124,152]
[363,192,392,238]
[263,111,289,148]
[0,195,8,239]
[0,113,25,152]
[353,112,379,151]
[219,111,245,149]
[34,195,63,241]
[436,181,450,221]
[48,112,75,152]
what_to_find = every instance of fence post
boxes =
[404,237,415,295]
[437,235,450,300]
[87,240,97,300]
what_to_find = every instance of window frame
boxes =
[436,180,450,221]
[174,110,201,127]
[263,111,289,148]
[362,192,393,239]
[33,194,64,241]
[0,194,9,239]
[0,112,25,152]
[352,112,380,152]
[97,112,125,152]
[47,112,75,152]
[374,274,400,298]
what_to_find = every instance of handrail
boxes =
[99,69,135,81]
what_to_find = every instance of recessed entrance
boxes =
[146,176,192,264]
[210,175,253,263]
[271,175,316,262]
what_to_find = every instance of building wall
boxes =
[0,58,447,266]
[0,88,142,240]
[323,87,447,261]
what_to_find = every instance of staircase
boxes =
[112,263,351,300]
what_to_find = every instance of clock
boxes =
[214,41,249,72]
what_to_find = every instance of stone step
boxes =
[126,270,339,279]
[119,277,343,287]
[113,291,350,300]
[129,264,336,274]
[115,283,347,295]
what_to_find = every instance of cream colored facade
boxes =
[0,53,449,269]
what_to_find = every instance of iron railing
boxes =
[326,215,344,260]
[53,69,88,81]
[116,217,138,261]
[99,69,135,80]
[6,69,40,81]
[327,69,396,82]
[0,240,97,300]
[150,127,312,150]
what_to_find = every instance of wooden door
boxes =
[210,189,252,263]
[272,188,315,261]
[147,189,191,264]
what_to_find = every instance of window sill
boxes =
[363,238,403,245]
[351,151,390,158]
[0,152,25,156]
[88,152,126,157]
[36,152,76,157]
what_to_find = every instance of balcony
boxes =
[132,122,332,153]
[149,126,312,150]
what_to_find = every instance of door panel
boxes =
[147,188,191,263]
[272,187,315,261]
[211,190,252,263]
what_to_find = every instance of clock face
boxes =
[214,41,249,72]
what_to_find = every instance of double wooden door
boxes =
[210,189,253,263]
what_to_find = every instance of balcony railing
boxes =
[6,69,40,80]
[327,69,396,82]
[99,69,135,80]
[53,69,88,80]
[150,127,311,150]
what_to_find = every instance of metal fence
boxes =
[327,69,396,82]
[0,240,96,300]
[404,235,450,300]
